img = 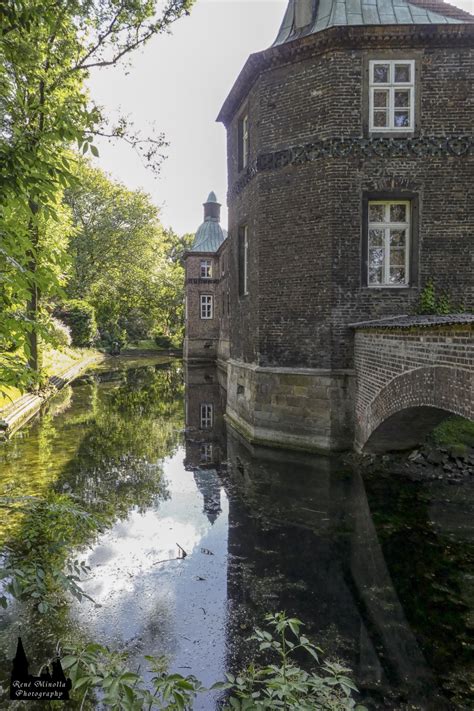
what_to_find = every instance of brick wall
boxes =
[184,244,230,360]
[224,34,473,370]
[353,324,473,449]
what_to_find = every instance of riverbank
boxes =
[0,350,105,439]
[346,417,474,483]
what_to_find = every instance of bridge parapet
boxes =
[351,315,474,452]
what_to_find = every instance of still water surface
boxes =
[0,357,473,709]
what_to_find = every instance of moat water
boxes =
[0,356,473,709]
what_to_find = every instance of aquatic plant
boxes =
[218,612,367,711]
[60,644,204,710]
[0,494,101,613]
[57,613,365,710]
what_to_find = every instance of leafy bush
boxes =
[430,415,474,449]
[48,316,72,347]
[415,279,463,316]
[61,644,204,710]
[56,300,97,347]
[219,612,367,710]
[153,330,174,349]
[0,494,101,613]
[57,613,365,710]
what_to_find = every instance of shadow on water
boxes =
[0,358,472,709]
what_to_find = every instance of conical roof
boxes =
[274,0,473,45]
[190,192,227,253]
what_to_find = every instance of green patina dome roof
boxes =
[274,0,472,45]
[190,192,227,253]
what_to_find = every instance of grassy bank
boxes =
[429,416,474,449]
[0,345,99,411]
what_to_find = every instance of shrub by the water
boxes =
[48,316,72,348]
[56,300,97,347]
[153,331,174,349]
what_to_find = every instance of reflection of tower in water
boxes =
[193,467,222,525]
[223,431,445,709]
[184,363,227,525]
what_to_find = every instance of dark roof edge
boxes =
[350,313,474,329]
[216,23,474,126]
[183,234,229,259]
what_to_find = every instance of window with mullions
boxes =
[200,260,212,278]
[200,294,213,319]
[200,443,213,463]
[369,60,414,132]
[238,225,249,296]
[367,201,410,287]
[200,403,213,429]
[238,114,249,171]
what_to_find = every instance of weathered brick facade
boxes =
[214,8,473,452]
[353,320,474,450]
[184,194,230,363]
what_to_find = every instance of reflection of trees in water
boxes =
[55,362,185,520]
[223,433,458,709]
[365,474,474,708]
[0,361,184,706]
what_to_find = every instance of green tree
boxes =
[65,162,187,346]
[0,0,194,387]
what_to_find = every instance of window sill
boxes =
[362,285,415,291]
[368,130,416,137]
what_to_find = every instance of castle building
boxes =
[185,0,474,453]
[183,192,229,364]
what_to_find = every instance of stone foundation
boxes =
[184,337,219,362]
[225,359,355,453]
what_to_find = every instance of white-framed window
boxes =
[238,114,249,170]
[369,60,414,132]
[200,443,213,463]
[200,403,213,429]
[242,115,249,168]
[200,259,212,278]
[239,225,249,296]
[243,226,248,295]
[200,294,213,319]
[368,201,410,287]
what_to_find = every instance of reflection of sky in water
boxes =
[72,449,228,708]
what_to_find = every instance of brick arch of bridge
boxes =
[356,365,472,452]
[352,321,473,453]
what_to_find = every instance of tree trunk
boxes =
[26,209,42,378]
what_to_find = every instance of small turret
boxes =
[190,192,227,253]
[203,191,221,222]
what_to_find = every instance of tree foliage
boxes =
[0,0,194,388]
[56,298,97,347]
[65,161,188,346]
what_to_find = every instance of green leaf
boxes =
[120,672,140,684]
[73,676,91,690]
[59,655,77,670]
[90,144,99,157]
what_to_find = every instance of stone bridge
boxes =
[352,315,474,452]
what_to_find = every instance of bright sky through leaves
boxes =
[88,0,474,236]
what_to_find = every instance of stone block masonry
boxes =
[225,359,354,452]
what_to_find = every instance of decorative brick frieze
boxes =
[228,135,472,199]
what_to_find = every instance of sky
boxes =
[88,0,474,236]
